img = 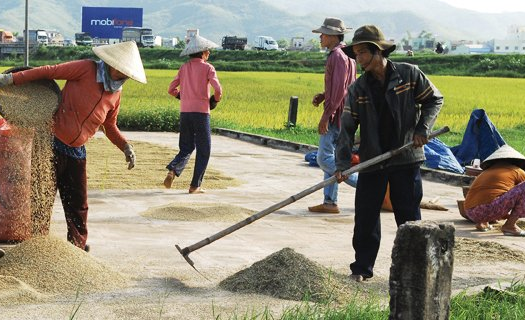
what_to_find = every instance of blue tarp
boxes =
[304,109,505,175]
[306,144,464,174]
[450,108,506,165]
[424,138,465,174]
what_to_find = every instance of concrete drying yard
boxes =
[1,131,525,319]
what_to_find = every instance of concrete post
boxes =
[389,221,455,320]
[287,96,298,127]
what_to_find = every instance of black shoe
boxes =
[0,248,5,258]
[84,244,90,252]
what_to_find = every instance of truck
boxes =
[75,32,93,46]
[25,29,48,45]
[253,36,278,50]
[0,30,15,43]
[122,27,154,48]
[221,36,247,50]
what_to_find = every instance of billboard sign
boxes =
[81,7,143,39]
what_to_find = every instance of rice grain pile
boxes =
[0,275,47,304]
[219,247,349,302]
[141,203,255,222]
[0,79,58,236]
[454,237,525,262]
[0,235,129,298]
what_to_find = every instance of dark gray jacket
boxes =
[336,61,444,173]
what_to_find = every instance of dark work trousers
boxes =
[54,150,88,250]
[166,112,211,188]
[350,166,422,278]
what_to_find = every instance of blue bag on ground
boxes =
[450,109,506,165]
[304,151,319,167]
[424,138,465,174]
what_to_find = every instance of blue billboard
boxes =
[81,7,143,39]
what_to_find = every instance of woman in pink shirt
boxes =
[164,35,223,193]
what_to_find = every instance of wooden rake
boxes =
[176,126,450,272]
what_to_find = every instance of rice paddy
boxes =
[120,69,525,152]
[2,66,524,151]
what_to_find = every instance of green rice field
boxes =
[125,69,525,153]
[2,67,524,153]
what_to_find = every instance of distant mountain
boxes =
[1,0,524,44]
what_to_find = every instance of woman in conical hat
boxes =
[0,41,147,251]
[464,145,525,236]
[163,34,223,193]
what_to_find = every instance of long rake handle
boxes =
[177,126,450,264]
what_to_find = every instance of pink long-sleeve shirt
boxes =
[168,58,222,113]
[322,43,356,127]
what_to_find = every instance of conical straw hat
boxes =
[481,144,525,170]
[92,41,147,84]
[180,35,219,57]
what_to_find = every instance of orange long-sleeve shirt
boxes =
[12,60,127,150]
[464,163,525,210]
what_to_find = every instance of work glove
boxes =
[123,143,135,170]
[209,96,218,110]
[312,93,325,107]
[0,73,13,87]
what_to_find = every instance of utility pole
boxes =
[24,0,29,67]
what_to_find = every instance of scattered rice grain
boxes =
[455,237,525,262]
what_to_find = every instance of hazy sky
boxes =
[439,0,525,13]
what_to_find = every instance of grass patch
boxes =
[218,278,525,319]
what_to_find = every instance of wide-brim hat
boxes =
[312,17,351,35]
[180,35,219,57]
[345,25,396,59]
[92,41,147,84]
[481,144,525,170]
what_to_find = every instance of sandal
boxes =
[502,229,525,237]
[475,223,493,232]
[163,171,175,189]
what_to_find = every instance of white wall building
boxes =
[451,43,492,55]
[494,25,525,54]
